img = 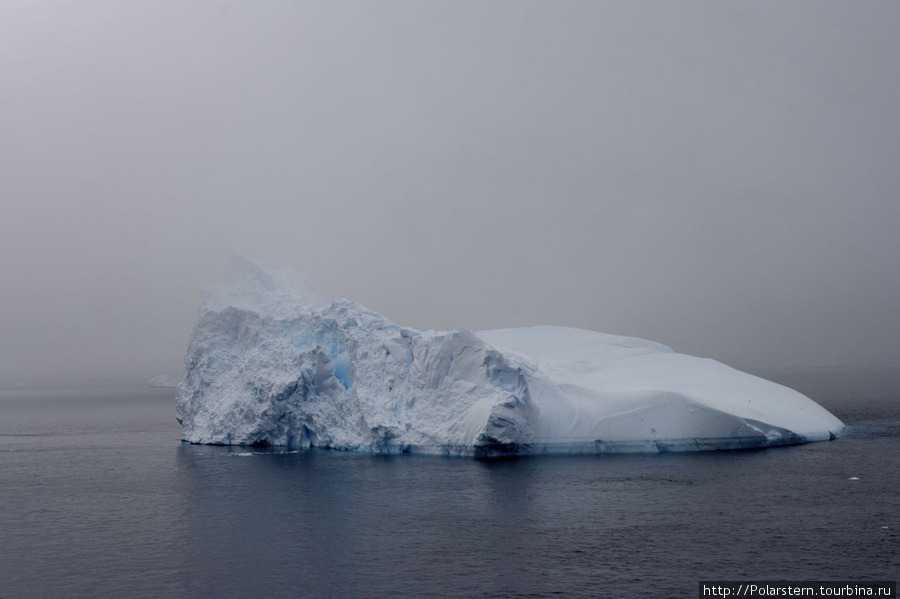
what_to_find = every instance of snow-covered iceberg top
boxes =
[175,259,843,456]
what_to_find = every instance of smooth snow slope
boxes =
[176,259,843,455]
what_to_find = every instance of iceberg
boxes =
[149,374,181,388]
[175,259,844,456]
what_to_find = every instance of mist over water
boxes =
[1,1,899,384]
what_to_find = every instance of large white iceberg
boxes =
[175,259,843,456]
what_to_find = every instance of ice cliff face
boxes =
[176,259,844,456]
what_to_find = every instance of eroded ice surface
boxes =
[175,259,843,456]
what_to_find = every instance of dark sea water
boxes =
[0,386,897,599]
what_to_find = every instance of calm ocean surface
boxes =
[0,385,897,599]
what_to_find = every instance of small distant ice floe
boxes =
[848,476,861,481]
[148,375,180,388]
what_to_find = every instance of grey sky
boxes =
[1,1,898,382]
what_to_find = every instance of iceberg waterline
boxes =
[175,259,844,456]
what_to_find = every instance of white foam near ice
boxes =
[175,258,844,457]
